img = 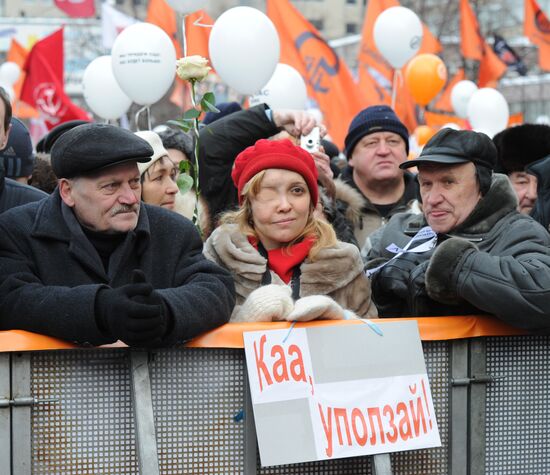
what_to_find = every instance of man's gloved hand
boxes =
[370,252,429,316]
[95,270,169,347]
[232,284,294,322]
[286,295,345,322]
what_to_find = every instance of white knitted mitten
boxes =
[232,285,294,322]
[286,295,345,322]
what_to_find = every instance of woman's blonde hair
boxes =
[221,170,337,260]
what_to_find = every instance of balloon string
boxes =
[181,15,187,57]
[192,15,214,28]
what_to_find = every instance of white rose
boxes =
[176,55,211,82]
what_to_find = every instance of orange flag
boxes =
[433,69,465,112]
[524,0,550,71]
[478,47,507,87]
[6,38,39,119]
[185,9,213,59]
[267,0,366,148]
[146,0,182,58]
[424,111,466,129]
[460,0,506,86]
[460,0,483,60]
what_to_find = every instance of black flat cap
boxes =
[400,128,497,170]
[42,120,90,153]
[51,123,153,178]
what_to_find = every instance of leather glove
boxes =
[286,295,345,322]
[96,270,169,347]
[370,252,429,316]
[232,284,294,322]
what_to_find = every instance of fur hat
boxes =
[51,124,152,178]
[492,124,550,174]
[134,131,171,176]
[344,105,409,158]
[1,118,34,178]
[232,138,318,205]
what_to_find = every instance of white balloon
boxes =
[373,7,423,69]
[165,0,205,13]
[467,88,509,138]
[209,6,280,95]
[451,80,478,119]
[0,62,21,86]
[83,56,132,120]
[249,64,307,110]
[111,23,176,106]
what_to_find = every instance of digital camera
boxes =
[300,126,321,153]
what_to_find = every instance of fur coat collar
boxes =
[204,223,365,296]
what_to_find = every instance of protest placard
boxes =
[244,320,440,467]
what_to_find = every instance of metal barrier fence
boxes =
[0,318,548,475]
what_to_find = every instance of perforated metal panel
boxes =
[485,335,550,475]
[391,340,450,475]
[149,348,246,474]
[31,349,138,474]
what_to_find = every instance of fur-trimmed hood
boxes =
[333,178,366,226]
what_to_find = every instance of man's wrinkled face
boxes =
[60,161,141,234]
[418,162,482,234]
[509,171,537,214]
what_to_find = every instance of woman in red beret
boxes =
[204,138,377,322]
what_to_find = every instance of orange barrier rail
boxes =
[0,315,527,353]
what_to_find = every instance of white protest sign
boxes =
[243,321,440,467]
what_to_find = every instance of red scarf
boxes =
[248,236,315,284]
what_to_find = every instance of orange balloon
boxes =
[405,53,447,106]
[414,125,436,146]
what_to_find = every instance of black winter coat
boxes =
[527,154,550,233]
[0,190,236,345]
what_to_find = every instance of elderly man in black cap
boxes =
[366,128,550,332]
[0,123,235,347]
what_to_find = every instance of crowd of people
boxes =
[0,84,549,347]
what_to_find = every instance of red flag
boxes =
[267,0,366,148]
[20,29,90,130]
[146,0,182,58]
[524,0,550,71]
[460,0,506,86]
[54,0,95,18]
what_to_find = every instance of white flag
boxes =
[101,3,139,49]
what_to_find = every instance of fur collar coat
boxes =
[204,224,377,321]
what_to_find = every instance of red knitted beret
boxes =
[231,138,318,205]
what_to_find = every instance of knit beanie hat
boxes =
[344,105,409,158]
[1,117,34,178]
[492,124,550,174]
[134,131,171,176]
[232,138,319,205]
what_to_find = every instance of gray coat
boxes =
[0,190,236,345]
[366,174,550,332]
